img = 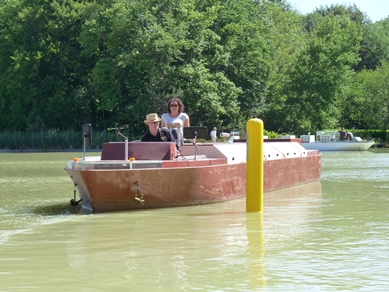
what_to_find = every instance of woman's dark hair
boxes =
[167,98,185,114]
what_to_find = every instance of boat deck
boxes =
[67,140,319,171]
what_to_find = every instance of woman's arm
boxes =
[184,116,190,127]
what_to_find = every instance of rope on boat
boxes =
[70,182,82,206]
[134,181,145,205]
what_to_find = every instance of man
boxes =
[338,127,346,141]
[210,127,217,143]
[141,113,180,156]
[141,113,175,142]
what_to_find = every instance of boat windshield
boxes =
[315,130,337,142]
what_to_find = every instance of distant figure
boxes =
[338,127,346,141]
[210,127,217,143]
[347,132,354,141]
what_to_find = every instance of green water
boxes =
[1,150,389,291]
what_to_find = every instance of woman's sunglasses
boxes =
[170,104,178,107]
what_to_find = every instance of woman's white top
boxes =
[161,113,189,133]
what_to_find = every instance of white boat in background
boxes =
[301,130,375,151]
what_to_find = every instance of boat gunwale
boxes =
[65,157,230,171]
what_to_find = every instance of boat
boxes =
[65,126,321,213]
[300,130,374,151]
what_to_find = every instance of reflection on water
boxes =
[1,151,389,291]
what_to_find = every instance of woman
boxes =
[161,98,190,141]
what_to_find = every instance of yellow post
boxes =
[246,118,264,212]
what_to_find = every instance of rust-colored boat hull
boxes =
[66,153,321,213]
[66,162,246,213]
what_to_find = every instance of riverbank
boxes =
[0,148,102,153]
[1,143,387,153]
[370,143,389,148]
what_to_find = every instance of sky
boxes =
[288,0,389,22]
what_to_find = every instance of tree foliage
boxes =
[0,0,95,131]
[0,0,388,139]
[358,18,389,71]
[267,9,363,133]
[346,61,389,130]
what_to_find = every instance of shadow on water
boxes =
[32,202,82,216]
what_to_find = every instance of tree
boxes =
[259,3,306,132]
[346,61,389,130]
[357,17,389,71]
[1,0,384,138]
[0,0,95,131]
[282,14,362,133]
[79,0,273,133]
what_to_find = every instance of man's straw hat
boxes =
[144,113,161,124]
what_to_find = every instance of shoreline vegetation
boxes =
[0,129,387,152]
[1,1,389,141]
[0,148,102,153]
[1,144,387,153]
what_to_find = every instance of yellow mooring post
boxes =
[246,118,264,212]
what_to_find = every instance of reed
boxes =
[0,129,139,150]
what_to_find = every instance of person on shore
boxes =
[338,127,346,141]
[210,127,217,143]
[161,98,190,143]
